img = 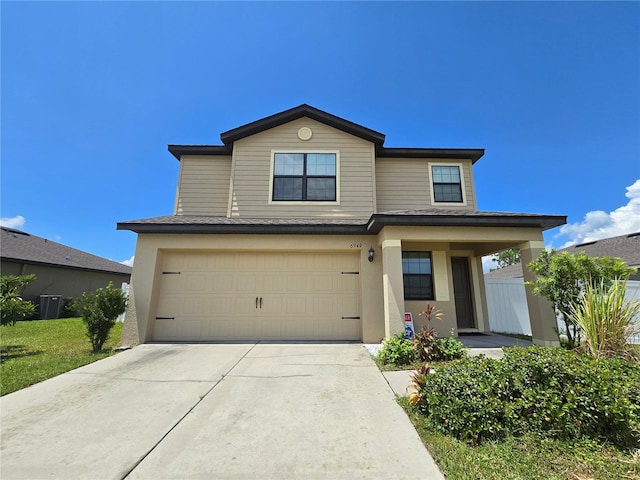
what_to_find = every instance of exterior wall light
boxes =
[368,247,375,262]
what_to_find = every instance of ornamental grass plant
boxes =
[569,279,640,360]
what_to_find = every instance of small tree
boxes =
[490,247,521,270]
[1,274,36,326]
[78,282,127,352]
[527,250,636,349]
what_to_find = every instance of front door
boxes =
[451,257,475,329]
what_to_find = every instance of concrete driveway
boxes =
[0,343,443,480]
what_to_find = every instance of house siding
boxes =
[375,158,476,212]
[229,118,375,219]
[175,155,232,216]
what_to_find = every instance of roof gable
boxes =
[168,105,485,162]
[1,227,132,275]
[219,104,386,147]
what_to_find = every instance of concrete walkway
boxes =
[1,343,443,480]
[382,333,532,397]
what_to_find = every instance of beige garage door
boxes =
[152,252,361,341]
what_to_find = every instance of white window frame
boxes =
[268,150,341,205]
[428,162,467,206]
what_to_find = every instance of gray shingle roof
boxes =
[117,209,566,234]
[486,232,640,278]
[1,227,132,276]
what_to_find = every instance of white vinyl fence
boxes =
[117,282,130,323]
[485,278,640,343]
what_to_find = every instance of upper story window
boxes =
[431,165,463,203]
[402,251,434,300]
[272,152,337,202]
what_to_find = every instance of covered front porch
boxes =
[372,223,562,347]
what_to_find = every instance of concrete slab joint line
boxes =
[119,342,259,480]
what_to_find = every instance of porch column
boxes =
[520,241,560,346]
[381,239,405,337]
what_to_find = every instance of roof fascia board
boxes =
[366,214,567,233]
[219,104,386,147]
[117,212,566,235]
[376,147,485,163]
[168,145,232,160]
[116,222,367,235]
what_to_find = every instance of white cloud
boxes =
[121,255,135,267]
[482,255,498,273]
[557,179,640,248]
[0,215,26,229]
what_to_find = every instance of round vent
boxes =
[297,127,313,141]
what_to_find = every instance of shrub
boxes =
[0,274,36,326]
[410,346,640,448]
[569,279,640,359]
[416,329,466,361]
[430,335,467,361]
[77,282,127,352]
[378,332,418,366]
[60,296,79,318]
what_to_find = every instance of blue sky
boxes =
[2,2,639,269]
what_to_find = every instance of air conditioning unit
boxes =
[39,295,62,320]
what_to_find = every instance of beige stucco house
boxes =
[118,105,566,346]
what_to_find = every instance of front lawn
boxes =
[0,318,122,396]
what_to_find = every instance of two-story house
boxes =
[118,105,566,346]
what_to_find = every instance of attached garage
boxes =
[152,251,362,341]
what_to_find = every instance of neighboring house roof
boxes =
[117,210,566,234]
[167,104,485,163]
[485,231,640,278]
[1,227,132,276]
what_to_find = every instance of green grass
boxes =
[0,318,123,396]
[399,397,640,480]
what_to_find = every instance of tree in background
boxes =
[77,282,127,352]
[0,274,36,326]
[527,251,636,349]
[490,248,521,270]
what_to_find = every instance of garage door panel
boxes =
[183,296,205,315]
[262,297,282,314]
[263,320,283,338]
[338,319,361,338]
[312,274,335,292]
[157,294,183,316]
[210,274,234,292]
[207,296,234,314]
[153,252,361,341]
[262,274,286,292]
[159,274,183,292]
[337,275,359,292]
[337,295,359,313]
[185,274,207,292]
[313,296,336,314]
[285,297,307,314]
[183,254,208,271]
[234,296,258,314]
[235,274,258,292]
[285,275,311,292]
